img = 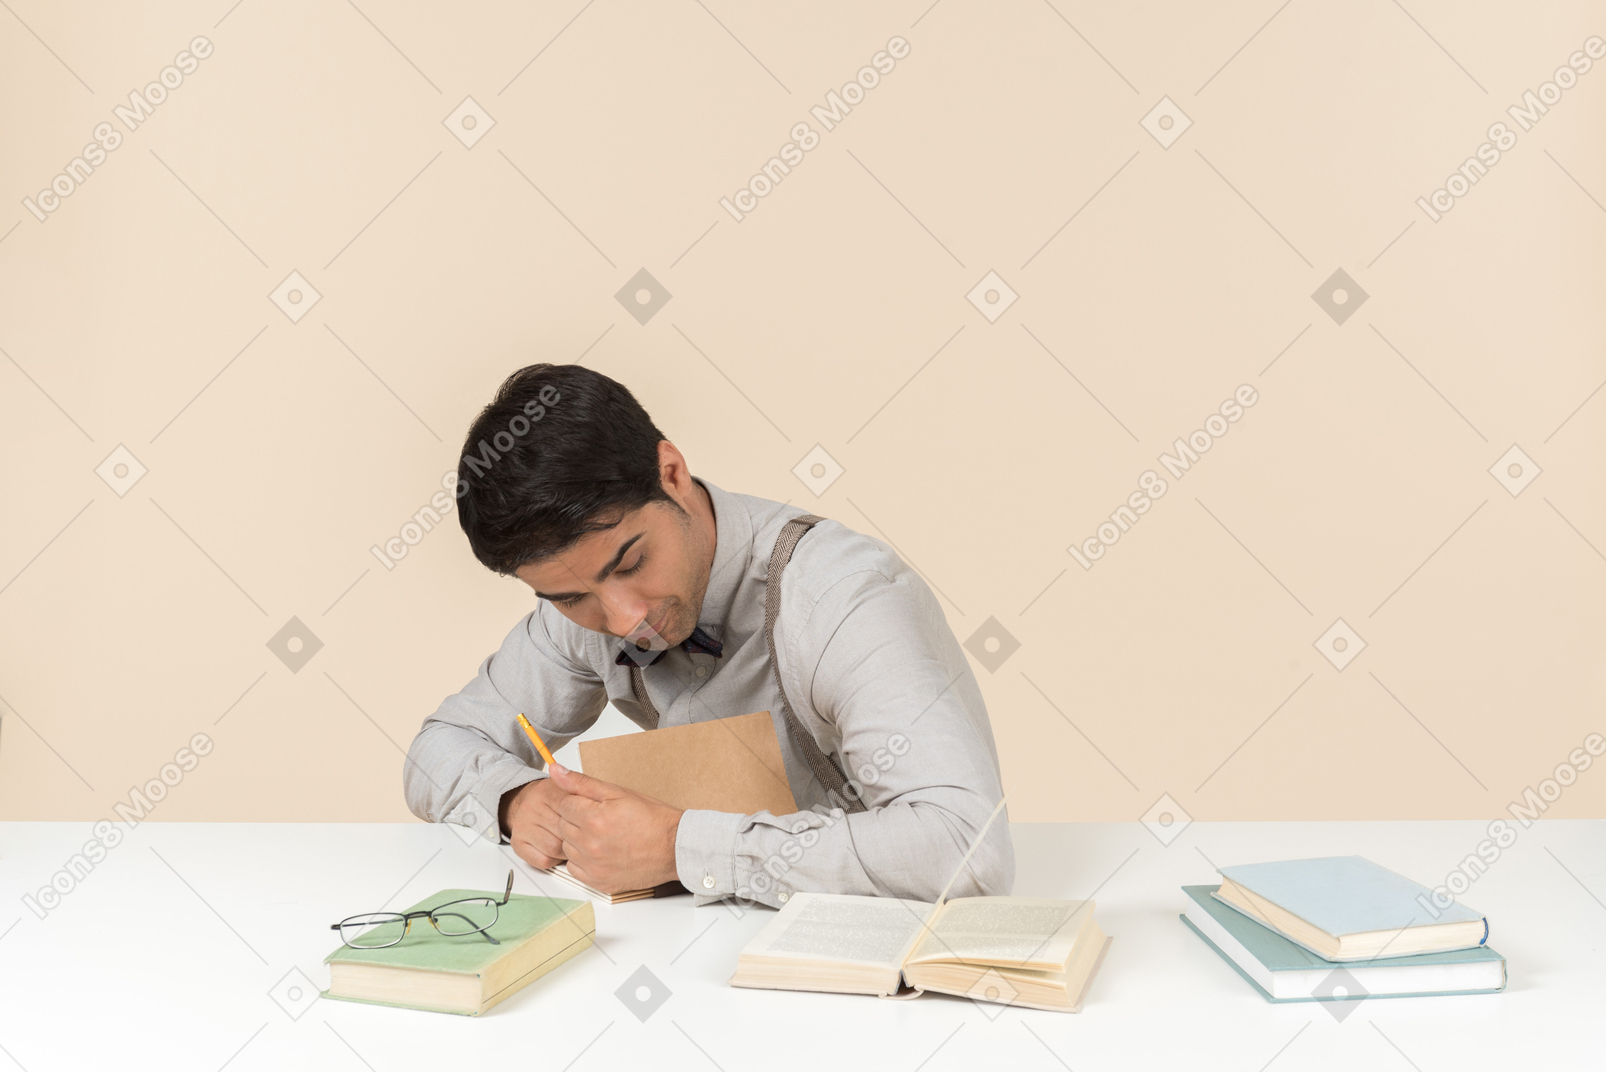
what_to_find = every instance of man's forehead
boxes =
[516,509,650,586]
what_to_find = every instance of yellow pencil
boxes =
[515,713,559,769]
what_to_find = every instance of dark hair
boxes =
[455,364,674,574]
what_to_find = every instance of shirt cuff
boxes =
[447,763,544,846]
[675,808,745,897]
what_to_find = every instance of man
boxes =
[403,363,1013,908]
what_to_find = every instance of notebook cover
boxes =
[1217,856,1484,938]
[578,710,798,816]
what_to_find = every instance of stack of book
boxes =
[1181,856,1506,1003]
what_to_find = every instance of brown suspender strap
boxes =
[625,664,660,730]
[763,515,867,813]
[626,513,866,813]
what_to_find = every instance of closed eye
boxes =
[547,555,645,608]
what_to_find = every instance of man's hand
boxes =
[549,764,684,894]
[500,777,572,870]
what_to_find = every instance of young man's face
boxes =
[513,446,714,649]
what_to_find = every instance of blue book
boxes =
[1182,885,1506,1002]
[1214,856,1487,961]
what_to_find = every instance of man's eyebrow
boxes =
[533,532,645,601]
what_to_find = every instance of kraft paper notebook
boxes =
[322,890,595,1016]
[538,710,799,903]
[1213,856,1488,961]
[1181,885,1506,1002]
[578,709,799,815]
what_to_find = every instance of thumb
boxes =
[548,764,618,802]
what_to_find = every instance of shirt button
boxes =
[702,874,716,889]
[694,665,708,679]
[777,890,790,903]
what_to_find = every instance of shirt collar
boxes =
[691,475,751,635]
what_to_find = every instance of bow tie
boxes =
[614,624,724,667]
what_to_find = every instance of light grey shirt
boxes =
[402,476,1013,909]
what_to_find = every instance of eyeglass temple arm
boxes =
[475,872,514,943]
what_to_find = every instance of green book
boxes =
[1181,885,1505,1003]
[322,889,595,1016]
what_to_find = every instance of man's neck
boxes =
[686,478,720,624]
[692,477,717,547]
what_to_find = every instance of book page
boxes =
[906,897,1091,970]
[745,893,936,967]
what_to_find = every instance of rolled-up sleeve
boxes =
[673,555,1014,907]
[403,606,608,843]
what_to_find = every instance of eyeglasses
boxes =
[330,870,514,949]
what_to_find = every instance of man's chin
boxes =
[666,607,707,646]
[643,605,690,646]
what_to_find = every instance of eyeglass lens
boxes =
[338,913,408,949]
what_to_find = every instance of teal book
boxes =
[1182,885,1505,1002]
[322,890,595,1016]
[1215,856,1487,961]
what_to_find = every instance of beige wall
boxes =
[1,3,1602,826]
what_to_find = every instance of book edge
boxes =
[1178,914,1508,1002]
[1180,912,1280,1002]
[1186,885,1325,972]
[1065,933,1112,1014]
[317,988,480,1016]
[1209,888,1484,962]
[478,925,596,1014]
[1186,886,1506,969]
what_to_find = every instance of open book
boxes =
[729,798,1110,1012]
[729,892,1108,1011]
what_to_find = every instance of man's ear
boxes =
[656,440,696,508]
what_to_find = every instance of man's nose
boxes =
[598,588,651,639]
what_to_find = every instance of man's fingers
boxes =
[548,764,620,803]
[562,850,593,886]
[554,810,588,842]
[513,840,563,870]
[524,824,566,861]
[555,791,605,823]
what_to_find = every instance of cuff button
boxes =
[701,874,716,889]
[777,890,789,903]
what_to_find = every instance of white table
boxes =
[0,819,1600,1070]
